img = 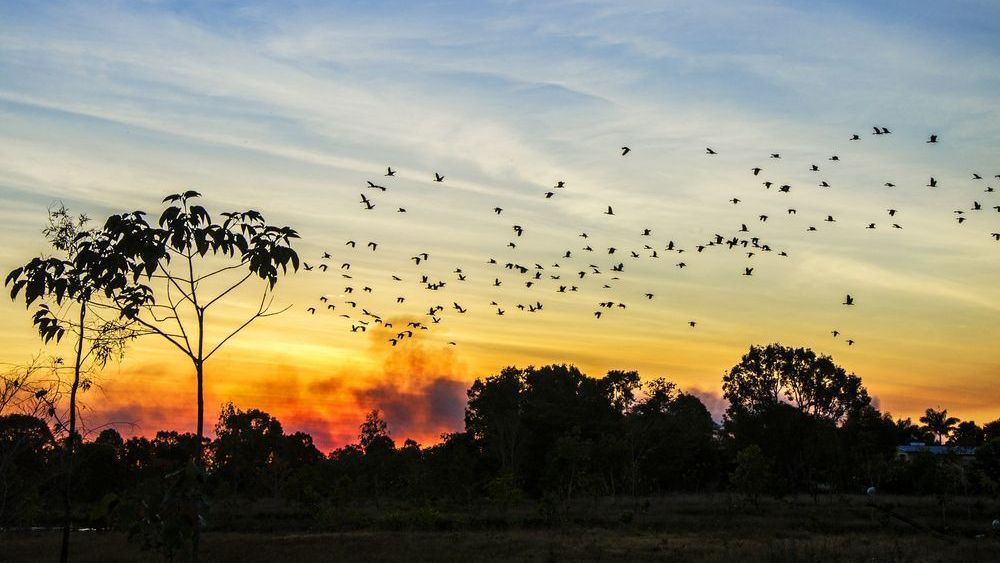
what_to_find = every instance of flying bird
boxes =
[621,146,631,156]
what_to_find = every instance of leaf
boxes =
[159,205,180,228]
[5,266,23,287]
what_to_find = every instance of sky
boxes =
[1,0,998,451]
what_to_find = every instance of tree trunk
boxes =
[192,358,204,563]
[60,301,86,563]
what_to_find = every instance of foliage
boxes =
[921,408,961,445]
[722,343,870,422]
[730,444,774,504]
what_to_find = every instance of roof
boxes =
[896,443,977,456]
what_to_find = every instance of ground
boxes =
[2,495,998,562]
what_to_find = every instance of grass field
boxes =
[3,494,999,562]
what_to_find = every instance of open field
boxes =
[3,495,998,562]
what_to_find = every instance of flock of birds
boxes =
[301,128,998,349]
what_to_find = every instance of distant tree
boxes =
[893,416,933,445]
[730,444,774,505]
[722,344,870,423]
[359,409,393,452]
[211,403,286,497]
[5,204,134,563]
[74,428,125,505]
[422,432,485,503]
[949,421,985,447]
[359,409,395,506]
[975,438,1000,485]
[466,366,525,474]
[920,408,960,445]
[839,405,899,490]
[0,414,55,525]
[86,191,299,561]
[982,419,1000,442]
[626,380,718,493]
[602,369,641,413]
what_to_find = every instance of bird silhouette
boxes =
[386,166,396,176]
[706,147,717,155]
[621,146,631,156]
[927,177,937,187]
[927,134,938,143]
[843,294,854,306]
[604,206,614,215]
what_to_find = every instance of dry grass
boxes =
[3,494,998,562]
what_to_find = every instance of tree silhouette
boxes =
[5,204,135,563]
[84,191,299,561]
[948,421,984,447]
[920,408,960,445]
[722,343,870,422]
[359,409,395,507]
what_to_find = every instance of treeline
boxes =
[4,346,1000,540]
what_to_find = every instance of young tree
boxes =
[5,205,134,563]
[86,191,299,561]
